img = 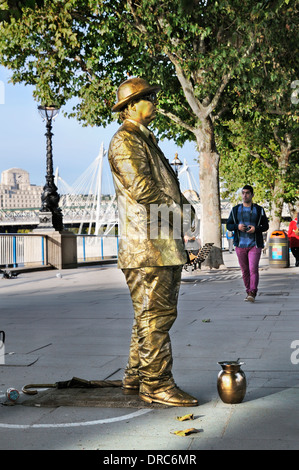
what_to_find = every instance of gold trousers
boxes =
[122,266,182,394]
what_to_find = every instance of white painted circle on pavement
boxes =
[0,392,152,428]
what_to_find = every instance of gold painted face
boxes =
[128,98,157,126]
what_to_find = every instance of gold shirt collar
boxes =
[126,119,151,138]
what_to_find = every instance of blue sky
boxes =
[0,65,199,194]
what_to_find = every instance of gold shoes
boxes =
[139,386,199,407]
[123,375,199,407]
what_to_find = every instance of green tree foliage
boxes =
[218,0,299,229]
[219,117,299,202]
[0,0,297,264]
[0,0,44,21]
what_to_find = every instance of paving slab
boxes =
[0,251,299,452]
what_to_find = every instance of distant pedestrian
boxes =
[262,231,268,254]
[225,229,234,253]
[226,185,269,302]
[287,213,299,267]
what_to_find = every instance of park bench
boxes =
[184,242,214,271]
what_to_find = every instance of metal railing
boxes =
[0,234,46,267]
[0,233,118,268]
[76,235,118,262]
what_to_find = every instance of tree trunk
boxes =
[195,118,224,269]
[268,183,284,232]
[265,140,290,250]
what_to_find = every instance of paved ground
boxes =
[0,250,298,451]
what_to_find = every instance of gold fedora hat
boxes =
[112,77,161,112]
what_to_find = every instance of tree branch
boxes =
[273,128,285,148]
[165,50,205,117]
[73,55,97,81]
[126,0,147,34]
[204,39,256,117]
[211,106,229,121]
[125,3,205,119]
[263,144,279,160]
[158,108,196,133]
[230,140,276,171]
[248,151,276,170]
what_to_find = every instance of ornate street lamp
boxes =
[37,105,63,232]
[171,152,183,177]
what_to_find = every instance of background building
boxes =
[0,168,42,209]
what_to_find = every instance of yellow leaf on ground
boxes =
[176,413,194,421]
[172,428,199,436]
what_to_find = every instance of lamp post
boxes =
[37,105,63,232]
[171,152,183,177]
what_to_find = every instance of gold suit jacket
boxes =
[108,120,192,269]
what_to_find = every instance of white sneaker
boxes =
[247,292,256,302]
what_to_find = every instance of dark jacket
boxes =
[226,203,269,248]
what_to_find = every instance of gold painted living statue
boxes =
[108,77,199,407]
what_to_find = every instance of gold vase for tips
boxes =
[217,361,247,404]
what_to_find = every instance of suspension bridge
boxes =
[0,143,210,233]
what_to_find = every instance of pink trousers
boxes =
[235,246,262,294]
